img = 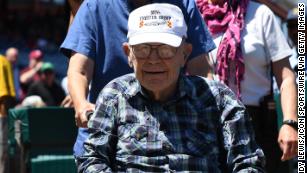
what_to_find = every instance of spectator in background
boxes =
[27,62,66,106]
[5,47,21,102]
[21,95,46,108]
[58,76,74,107]
[196,0,298,172]
[0,54,16,173]
[61,76,69,95]
[59,76,74,108]
[20,49,43,100]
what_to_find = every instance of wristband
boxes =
[282,120,298,131]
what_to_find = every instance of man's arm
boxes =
[67,52,95,127]
[77,89,117,172]
[20,62,42,84]
[185,53,214,79]
[272,58,298,161]
[184,0,216,77]
[218,85,265,172]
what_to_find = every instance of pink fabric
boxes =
[197,0,249,98]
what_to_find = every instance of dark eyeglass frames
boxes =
[130,44,178,59]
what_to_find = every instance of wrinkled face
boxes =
[123,41,191,96]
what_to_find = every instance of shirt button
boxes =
[163,143,172,151]
[165,145,171,150]
[135,133,141,140]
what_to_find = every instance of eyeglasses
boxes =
[130,44,178,59]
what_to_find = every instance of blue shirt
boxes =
[60,0,215,103]
[78,73,265,172]
[60,0,215,157]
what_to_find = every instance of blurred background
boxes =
[0,0,70,81]
[0,0,302,83]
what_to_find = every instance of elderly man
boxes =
[78,4,265,172]
[61,0,215,158]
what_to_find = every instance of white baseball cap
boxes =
[127,3,187,47]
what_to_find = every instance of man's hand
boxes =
[60,95,74,108]
[67,52,94,127]
[75,101,95,128]
[278,124,298,161]
[34,61,43,71]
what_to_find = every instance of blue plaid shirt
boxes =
[78,73,265,173]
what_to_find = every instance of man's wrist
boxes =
[282,119,298,131]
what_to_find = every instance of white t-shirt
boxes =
[209,1,292,106]
[61,76,69,95]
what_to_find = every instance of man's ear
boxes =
[183,43,192,64]
[184,43,192,59]
[180,43,192,68]
[122,42,134,68]
[122,42,130,56]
